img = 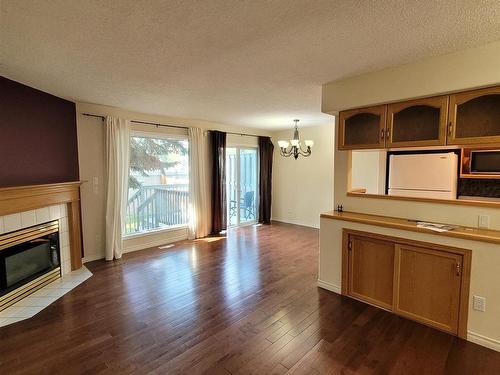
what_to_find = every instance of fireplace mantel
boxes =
[0,181,84,270]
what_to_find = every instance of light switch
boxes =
[478,215,490,229]
[92,176,99,194]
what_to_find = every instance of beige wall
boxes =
[77,114,106,262]
[319,42,500,351]
[350,150,386,194]
[77,102,271,262]
[271,124,334,228]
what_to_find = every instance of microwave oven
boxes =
[470,149,500,174]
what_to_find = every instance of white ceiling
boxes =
[2,1,500,130]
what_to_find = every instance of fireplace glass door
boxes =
[5,241,56,287]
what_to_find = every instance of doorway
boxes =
[226,147,258,227]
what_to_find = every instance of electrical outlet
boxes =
[478,215,490,229]
[473,295,486,312]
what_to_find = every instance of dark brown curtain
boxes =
[258,136,274,224]
[211,131,227,234]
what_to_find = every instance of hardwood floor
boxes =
[1,222,499,374]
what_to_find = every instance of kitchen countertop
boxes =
[321,210,500,245]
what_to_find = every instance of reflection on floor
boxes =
[0,223,499,374]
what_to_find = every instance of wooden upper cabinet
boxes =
[337,85,500,150]
[386,96,449,147]
[338,105,387,150]
[393,244,463,335]
[448,86,500,145]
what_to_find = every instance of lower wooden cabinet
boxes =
[342,229,471,338]
[347,235,394,310]
[393,244,463,335]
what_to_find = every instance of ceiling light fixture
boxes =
[277,119,313,159]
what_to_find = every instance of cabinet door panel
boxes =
[387,96,448,147]
[348,235,394,310]
[449,86,500,145]
[394,244,462,334]
[338,106,386,150]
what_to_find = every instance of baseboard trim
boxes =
[82,234,188,262]
[317,279,341,294]
[123,233,187,254]
[82,253,104,263]
[467,330,500,352]
[272,218,319,229]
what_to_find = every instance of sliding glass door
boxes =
[226,147,258,227]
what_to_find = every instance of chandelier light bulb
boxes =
[278,140,289,149]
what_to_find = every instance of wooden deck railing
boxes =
[125,184,189,235]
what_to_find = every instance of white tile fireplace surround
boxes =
[0,266,92,327]
[0,203,93,327]
[0,204,72,274]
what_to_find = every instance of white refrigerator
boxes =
[388,152,458,200]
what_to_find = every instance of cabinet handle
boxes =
[456,262,462,276]
[380,129,385,140]
[448,122,453,136]
[386,128,391,139]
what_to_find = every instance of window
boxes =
[125,133,189,236]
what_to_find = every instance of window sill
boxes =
[123,224,188,240]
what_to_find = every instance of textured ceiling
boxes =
[2,1,500,130]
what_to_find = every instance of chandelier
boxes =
[277,119,313,159]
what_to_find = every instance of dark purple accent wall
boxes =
[0,76,79,187]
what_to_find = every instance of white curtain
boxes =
[105,116,131,260]
[188,127,212,239]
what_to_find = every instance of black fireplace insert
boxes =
[0,221,61,297]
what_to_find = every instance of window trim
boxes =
[122,223,188,240]
[131,130,188,141]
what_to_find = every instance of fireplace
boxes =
[0,221,61,311]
